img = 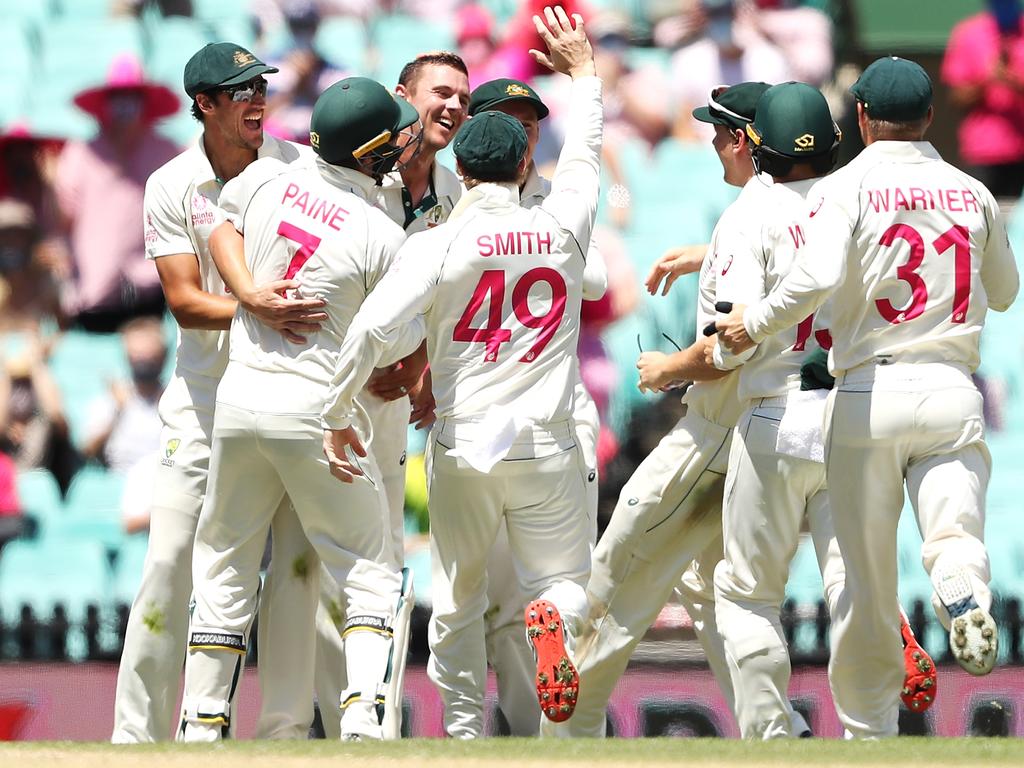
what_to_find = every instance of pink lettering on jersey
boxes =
[537,231,552,253]
[867,189,890,213]
[866,187,979,215]
[477,231,553,257]
[478,235,495,257]
[282,183,300,205]
[788,224,806,249]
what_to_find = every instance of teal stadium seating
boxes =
[369,14,455,89]
[15,469,63,539]
[0,538,109,623]
[48,330,130,445]
[314,15,368,73]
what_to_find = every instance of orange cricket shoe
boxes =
[901,611,937,712]
[525,599,579,723]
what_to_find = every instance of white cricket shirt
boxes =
[143,134,312,385]
[744,141,1019,375]
[323,75,604,431]
[684,176,768,428]
[214,157,417,417]
[716,177,828,401]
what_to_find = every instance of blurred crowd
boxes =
[1,0,1022,546]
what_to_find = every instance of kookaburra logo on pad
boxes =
[794,133,816,150]
[233,51,256,67]
[506,84,531,97]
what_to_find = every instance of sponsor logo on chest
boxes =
[191,191,217,228]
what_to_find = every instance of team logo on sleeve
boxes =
[425,203,445,227]
[720,254,733,276]
[161,438,181,467]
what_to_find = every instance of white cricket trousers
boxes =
[426,418,592,739]
[714,397,845,739]
[542,405,734,738]
[313,392,409,739]
[825,362,991,738]
[485,381,601,736]
[181,403,402,741]
[111,374,319,741]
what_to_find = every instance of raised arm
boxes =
[534,7,603,251]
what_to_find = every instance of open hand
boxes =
[322,426,366,483]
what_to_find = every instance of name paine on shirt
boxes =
[864,186,982,214]
[282,183,350,230]
[477,230,553,257]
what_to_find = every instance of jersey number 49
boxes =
[453,268,567,363]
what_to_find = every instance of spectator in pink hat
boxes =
[53,54,181,332]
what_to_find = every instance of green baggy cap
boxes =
[453,110,528,179]
[184,42,278,98]
[692,81,771,132]
[310,77,419,165]
[850,56,933,121]
[469,78,549,119]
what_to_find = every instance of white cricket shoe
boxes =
[933,565,997,676]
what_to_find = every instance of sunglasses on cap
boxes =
[706,84,752,125]
[221,78,268,102]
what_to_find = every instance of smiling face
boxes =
[397,63,470,153]
[196,78,268,151]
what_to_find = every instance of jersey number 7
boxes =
[453,268,567,363]
[277,221,322,280]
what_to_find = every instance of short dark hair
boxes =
[865,114,929,141]
[397,51,468,91]
[190,89,220,123]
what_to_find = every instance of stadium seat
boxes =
[0,0,52,25]
[51,0,114,17]
[56,466,126,553]
[192,0,252,21]
[369,14,455,88]
[0,538,110,624]
[16,469,63,537]
[38,18,144,96]
[145,16,213,87]
[314,15,368,72]
[48,331,129,445]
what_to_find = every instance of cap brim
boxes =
[471,94,549,120]
[395,96,420,131]
[217,63,279,88]
[692,105,745,130]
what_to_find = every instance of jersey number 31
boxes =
[453,268,567,363]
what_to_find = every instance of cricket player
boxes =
[309,52,470,740]
[715,56,1019,737]
[177,76,424,742]
[466,75,605,736]
[708,82,847,739]
[320,6,600,738]
[113,42,328,742]
[541,81,772,739]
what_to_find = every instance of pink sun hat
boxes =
[73,53,180,123]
